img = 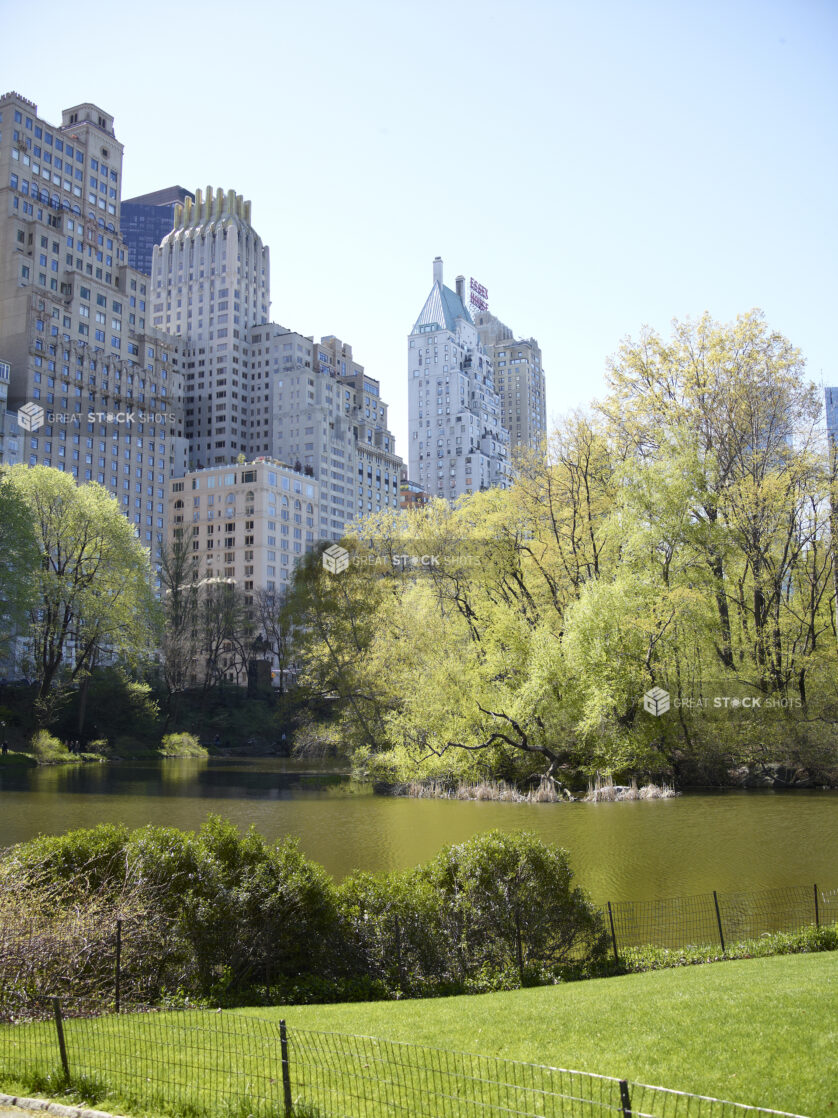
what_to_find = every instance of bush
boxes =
[29,730,70,762]
[417,831,609,985]
[160,732,207,757]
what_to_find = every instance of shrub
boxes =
[417,831,609,985]
[337,870,453,995]
[160,732,207,757]
[28,730,70,762]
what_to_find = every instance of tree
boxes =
[158,532,200,714]
[3,466,159,725]
[0,469,40,660]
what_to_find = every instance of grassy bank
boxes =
[247,952,835,1115]
[0,954,833,1117]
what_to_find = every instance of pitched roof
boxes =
[412,282,473,333]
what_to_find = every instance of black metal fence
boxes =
[603,882,837,957]
[0,999,810,1118]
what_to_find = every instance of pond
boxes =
[0,758,835,903]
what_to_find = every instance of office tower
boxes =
[474,310,547,453]
[0,92,187,548]
[408,257,509,500]
[121,185,194,275]
[255,329,402,540]
[151,187,270,469]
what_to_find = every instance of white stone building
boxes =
[151,186,270,468]
[408,258,509,499]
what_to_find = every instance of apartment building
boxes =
[474,310,546,454]
[251,328,402,540]
[151,186,270,468]
[168,456,319,602]
[0,92,187,548]
[408,257,509,499]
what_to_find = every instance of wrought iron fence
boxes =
[0,999,811,1118]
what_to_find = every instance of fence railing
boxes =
[602,882,837,957]
[0,999,811,1118]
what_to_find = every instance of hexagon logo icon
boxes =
[18,401,45,432]
[322,543,349,574]
[643,687,670,716]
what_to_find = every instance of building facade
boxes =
[826,387,838,445]
[408,257,509,500]
[0,92,187,548]
[120,185,194,276]
[259,330,402,540]
[0,358,22,465]
[168,456,319,602]
[151,186,270,469]
[474,311,546,454]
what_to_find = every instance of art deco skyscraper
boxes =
[151,187,270,468]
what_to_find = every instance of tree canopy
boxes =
[288,312,837,785]
[2,465,159,724]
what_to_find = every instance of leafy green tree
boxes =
[0,468,40,658]
[3,465,159,725]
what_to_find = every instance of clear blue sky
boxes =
[4,0,836,456]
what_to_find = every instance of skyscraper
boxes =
[0,92,187,548]
[120,185,194,275]
[151,187,270,467]
[474,310,546,454]
[408,258,509,499]
[826,386,838,444]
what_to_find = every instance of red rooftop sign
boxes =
[469,277,488,313]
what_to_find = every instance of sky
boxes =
[2,0,836,455]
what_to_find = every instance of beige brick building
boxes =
[168,456,319,603]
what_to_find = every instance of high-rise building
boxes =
[120,185,194,275]
[0,358,22,465]
[259,330,402,539]
[0,92,187,549]
[168,456,319,608]
[474,311,546,454]
[408,257,509,500]
[826,387,838,445]
[151,186,270,468]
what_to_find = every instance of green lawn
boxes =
[243,952,837,1117]
[1,953,835,1118]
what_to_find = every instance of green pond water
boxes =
[0,758,835,903]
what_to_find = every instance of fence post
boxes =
[607,902,619,963]
[279,1018,293,1118]
[712,891,726,953]
[393,913,404,991]
[51,997,70,1081]
[814,884,820,929]
[619,1078,632,1118]
[114,918,122,1013]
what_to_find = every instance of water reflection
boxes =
[0,758,835,903]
